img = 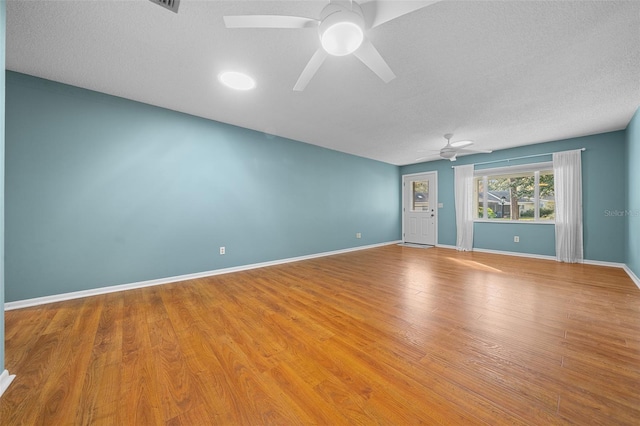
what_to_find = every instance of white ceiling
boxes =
[6,0,640,165]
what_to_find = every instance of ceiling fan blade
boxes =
[224,15,319,29]
[353,39,396,83]
[360,0,440,29]
[450,140,474,148]
[293,48,328,91]
[415,155,439,162]
[457,148,493,154]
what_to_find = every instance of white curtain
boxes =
[454,164,475,251]
[553,149,583,262]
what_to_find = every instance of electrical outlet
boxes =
[356,233,362,239]
[219,246,226,255]
[514,236,520,243]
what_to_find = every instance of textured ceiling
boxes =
[6,0,640,165]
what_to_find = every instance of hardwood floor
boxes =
[2,245,639,425]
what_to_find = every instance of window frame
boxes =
[473,161,555,224]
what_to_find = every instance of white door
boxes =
[403,172,437,245]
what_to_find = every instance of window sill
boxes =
[474,219,555,225]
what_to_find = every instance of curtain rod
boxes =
[452,147,585,168]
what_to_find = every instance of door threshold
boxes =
[397,243,434,249]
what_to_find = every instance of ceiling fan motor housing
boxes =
[319,3,365,56]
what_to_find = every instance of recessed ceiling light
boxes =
[219,71,256,91]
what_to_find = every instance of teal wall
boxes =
[1,0,6,371]
[401,131,627,263]
[2,71,635,306]
[627,107,640,278]
[4,72,401,302]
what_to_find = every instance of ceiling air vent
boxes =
[149,0,180,14]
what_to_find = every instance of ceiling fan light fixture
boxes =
[218,71,256,91]
[440,150,457,159]
[319,10,364,56]
[321,21,363,56]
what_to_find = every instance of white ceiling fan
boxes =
[416,134,493,162]
[438,133,492,161]
[223,0,439,91]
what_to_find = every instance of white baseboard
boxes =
[463,247,628,269]
[0,370,16,399]
[623,265,640,290]
[582,259,626,268]
[6,240,636,310]
[5,241,401,310]
[471,247,556,261]
[435,244,457,250]
[461,247,637,289]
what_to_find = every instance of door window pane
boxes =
[412,181,429,211]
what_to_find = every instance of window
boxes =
[474,162,555,222]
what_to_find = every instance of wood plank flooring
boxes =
[2,246,639,425]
